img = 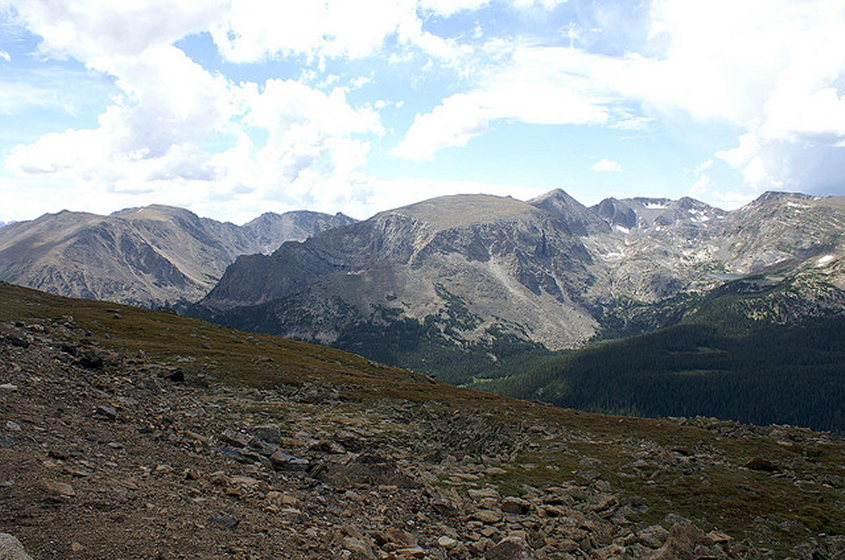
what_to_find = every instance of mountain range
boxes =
[0,205,355,307]
[3,189,844,429]
[191,189,845,385]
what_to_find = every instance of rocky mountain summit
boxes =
[200,194,598,350]
[0,206,355,308]
[2,284,845,559]
[194,190,845,383]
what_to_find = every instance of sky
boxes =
[1,0,844,224]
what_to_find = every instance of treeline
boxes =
[473,317,845,433]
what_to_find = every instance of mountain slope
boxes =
[471,264,845,431]
[473,315,845,432]
[194,190,845,383]
[3,282,845,559]
[196,194,601,383]
[0,205,355,307]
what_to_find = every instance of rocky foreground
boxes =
[1,297,845,559]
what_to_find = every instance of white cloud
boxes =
[6,0,224,63]
[640,0,845,195]
[4,0,390,219]
[398,0,845,196]
[689,159,712,197]
[210,0,415,62]
[392,94,488,160]
[8,44,238,178]
[395,45,615,160]
[591,159,621,172]
[0,82,69,115]
[419,0,490,17]
[209,0,475,63]
[5,0,845,222]
[511,0,569,9]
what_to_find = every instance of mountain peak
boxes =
[386,194,538,232]
[529,189,611,235]
[758,190,814,202]
[529,188,579,204]
[111,204,198,222]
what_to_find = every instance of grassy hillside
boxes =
[473,316,845,432]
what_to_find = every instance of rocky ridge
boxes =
[200,194,600,352]
[195,190,845,383]
[2,284,845,559]
[0,205,355,308]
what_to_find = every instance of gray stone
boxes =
[484,538,533,560]
[648,522,708,560]
[638,525,670,548]
[207,513,239,530]
[219,429,252,447]
[215,446,253,464]
[501,496,531,515]
[269,450,310,471]
[0,533,33,560]
[253,423,282,443]
[94,405,118,420]
[342,537,373,557]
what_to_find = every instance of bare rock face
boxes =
[194,190,845,382]
[199,194,601,355]
[0,205,355,308]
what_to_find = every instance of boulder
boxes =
[485,537,534,560]
[648,522,709,560]
[501,496,532,515]
[253,424,282,444]
[0,533,33,560]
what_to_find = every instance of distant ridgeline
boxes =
[0,205,356,308]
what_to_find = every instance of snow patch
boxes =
[644,202,668,209]
[613,225,630,234]
[816,254,835,267]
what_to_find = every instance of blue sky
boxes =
[1,0,844,223]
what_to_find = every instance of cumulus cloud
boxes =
[592,159,621,172]
[392,94,488,160]
[4,0,391,217]
[5,0,224,63]
[210,0,418,62]
[5,0,845,221]
[641,0,845,195]
[396,0,845,198]
[418,0,491,17]
[394,45,615,160]
[8,44,238,182]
